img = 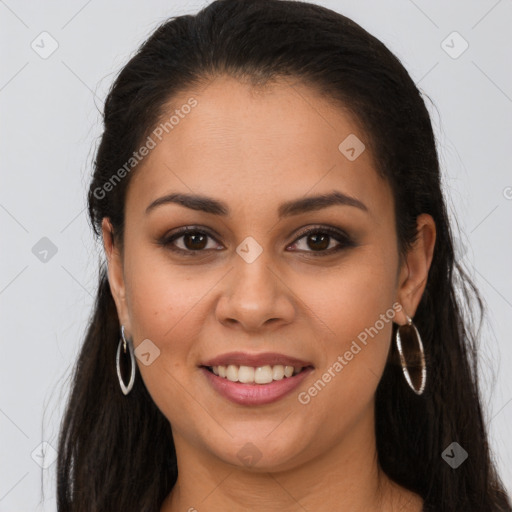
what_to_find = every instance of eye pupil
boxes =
[184,233,207,250]
[308,233,329,251]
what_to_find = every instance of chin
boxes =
[210,433,312,472]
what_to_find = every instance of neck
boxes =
[161,404,422,512]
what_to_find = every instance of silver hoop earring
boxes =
[395,314,426,395]
[116,325,136,395]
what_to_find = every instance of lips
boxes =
[200,351,315,405]
[201,366,314,405]
[201,351,314,368]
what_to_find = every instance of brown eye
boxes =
[159,227,223,255]
[288,226,355,256]
[306,233,330,251]
[182,232,208,250]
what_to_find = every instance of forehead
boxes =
[126,75,392,221]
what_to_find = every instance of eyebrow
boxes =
[145,190,368,217]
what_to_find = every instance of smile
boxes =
[200,351,315,405]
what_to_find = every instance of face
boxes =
[103,75,434,472]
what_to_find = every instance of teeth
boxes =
[272,365,284,380]
[255,365,273,384]
[238,366,255,383]
[210,364,304,384]
[226,365,238,382]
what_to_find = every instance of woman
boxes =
[56,0,512,510]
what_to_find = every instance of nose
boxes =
[215,249,296,333]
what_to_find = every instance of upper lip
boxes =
[201,352,314,368]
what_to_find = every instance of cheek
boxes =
[297,243,397,338]
[294,247,398,403]
[122,250,212,421]
[121,249,211,412]
[122,245,212,364]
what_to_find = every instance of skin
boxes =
[103,75,435,511]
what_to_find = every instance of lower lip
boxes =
[201,367,314,406]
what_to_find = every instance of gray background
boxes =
[1,0,511,509]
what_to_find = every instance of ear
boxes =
[101,217,131,332]
[395,213,436,326]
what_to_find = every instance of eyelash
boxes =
[158,225,355,257]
